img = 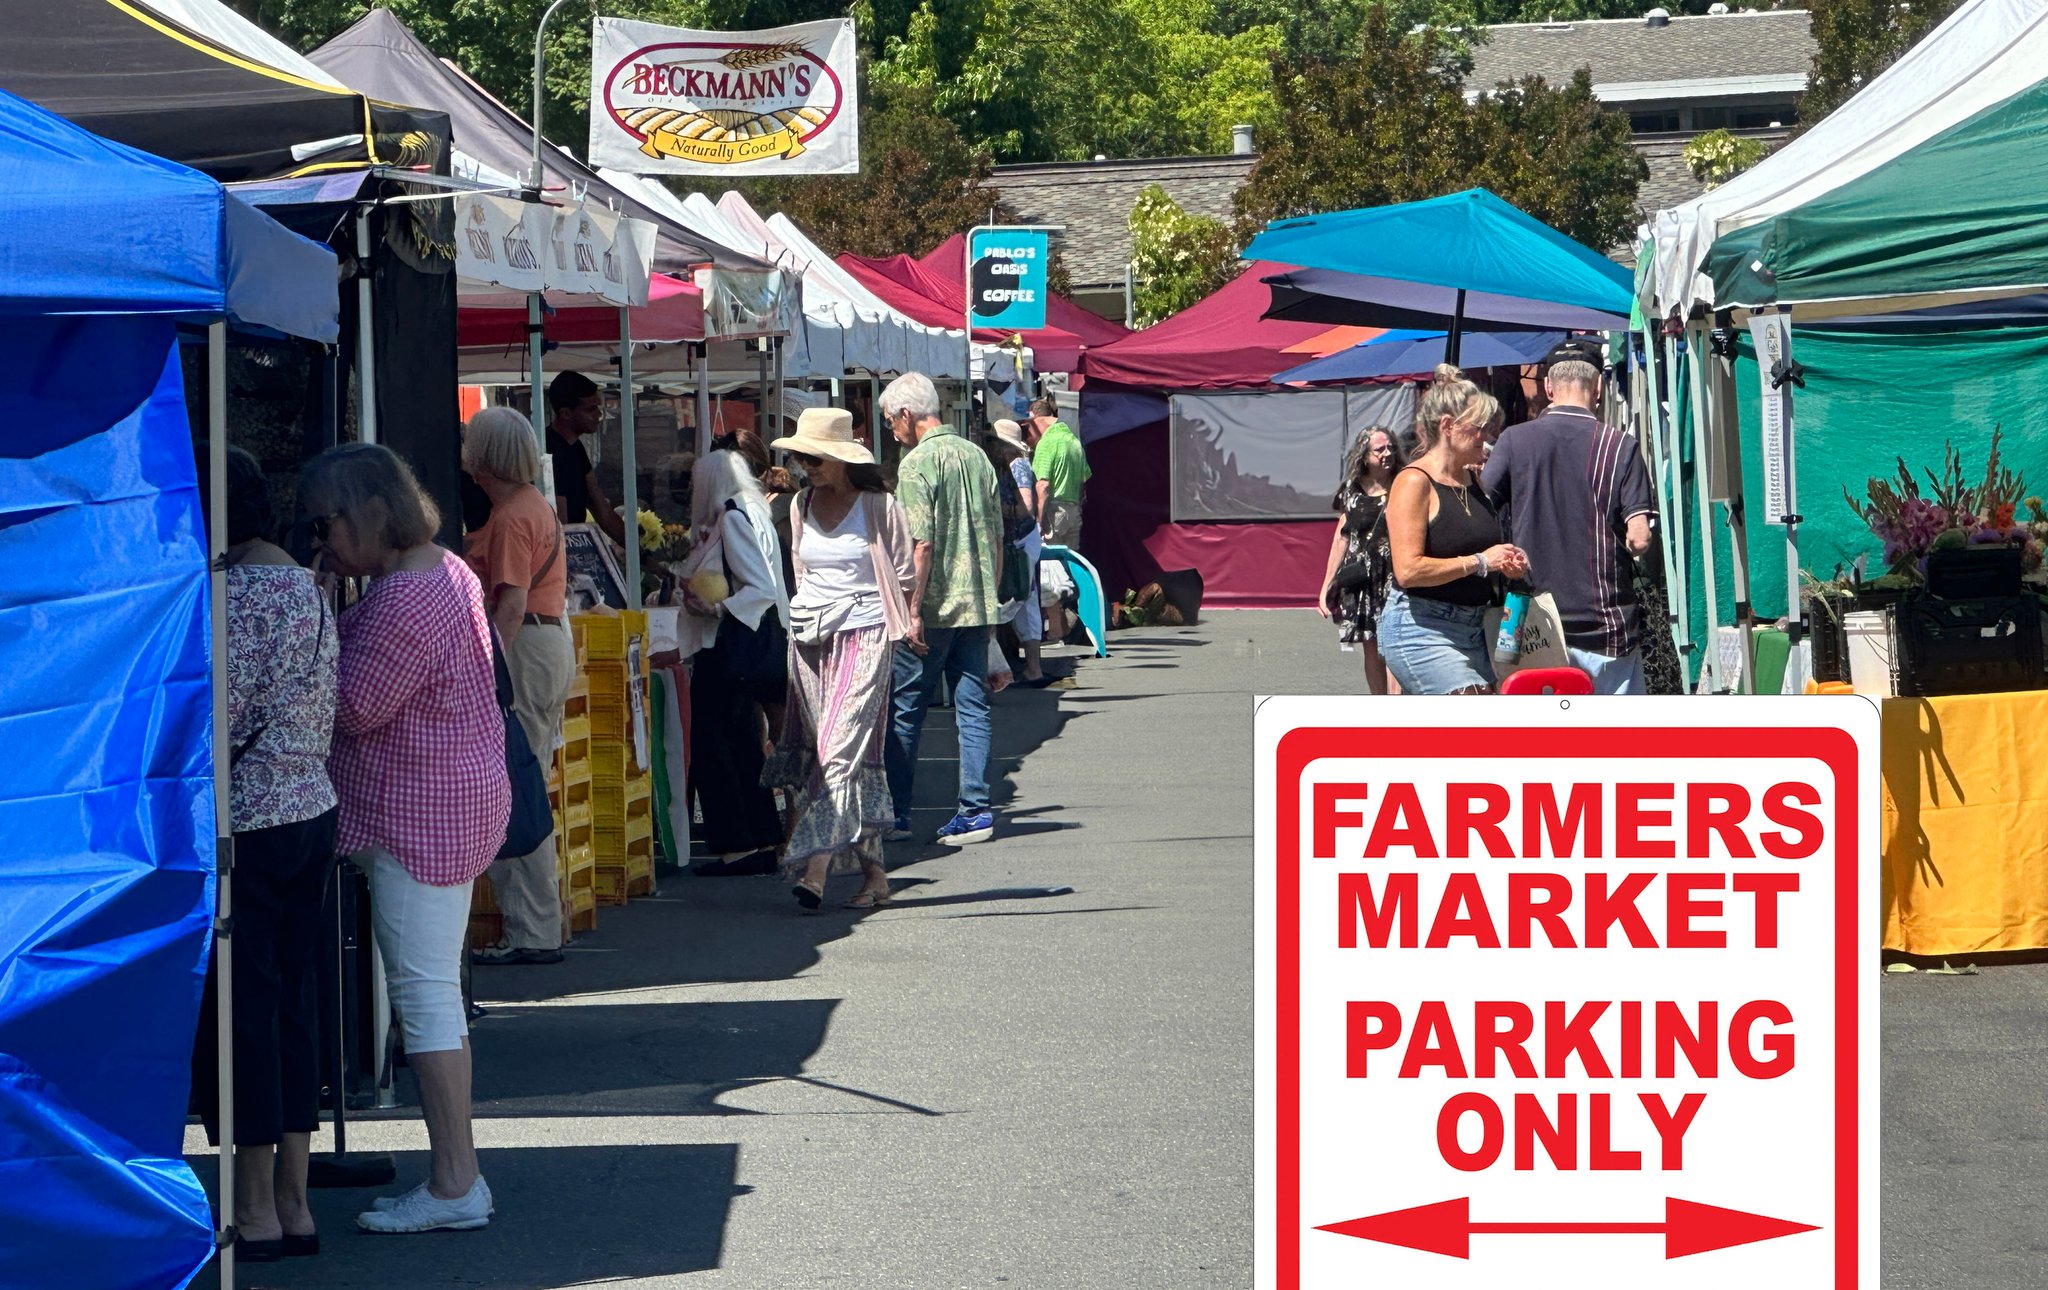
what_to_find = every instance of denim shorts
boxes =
[1379,587,1495,694]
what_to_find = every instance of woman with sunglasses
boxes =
[300,443,507,1234]
[768,408,917,909]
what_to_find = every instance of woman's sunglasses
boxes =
[789,453,822,468]
[306,512,342,544]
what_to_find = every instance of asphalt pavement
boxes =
[183,610,2048,1288]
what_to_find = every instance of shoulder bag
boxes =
[492,623,555,860]
[714,499,790,697]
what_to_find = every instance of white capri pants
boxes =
[362,846,473,1055]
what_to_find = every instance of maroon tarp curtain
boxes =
[1079,261,1330,390]
[1082,420,1331,609]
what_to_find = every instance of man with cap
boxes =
[1027,396,1090,549]
[546,371,628,549]
[1482,340,1657,694]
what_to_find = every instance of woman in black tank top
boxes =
[1379,365,1529,693]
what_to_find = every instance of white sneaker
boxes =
[369,1180,495,1215]
[357,1177,493,1233]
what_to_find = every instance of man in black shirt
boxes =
[1482,342,1656,694]
[546,371,627,548]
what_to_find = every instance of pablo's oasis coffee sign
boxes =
[589,16,859,176]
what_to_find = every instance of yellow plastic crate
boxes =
[591,813,654,863]
[560,753,591,788]
[575,611,648,661]
[594,851,656,905]
[591,774,652,821]
[560,713,591,745]
[589,739,639,780]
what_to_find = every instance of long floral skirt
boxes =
[770,623,896,877]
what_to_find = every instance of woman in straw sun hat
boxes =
[766,408,917,910]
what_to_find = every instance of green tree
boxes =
[1802,0,1960,122]
[1234,10,1645,253]
[1682,128,1768,188]
[700,79,1001,258]
[1128,184,1240,325]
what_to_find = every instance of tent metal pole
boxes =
[527,0,579,192]
[355,210,378,445]
[1707,326,1757,692]
[695,342,712,457]
[1633,334,1687,681]
[755,340,770,439]
[620,313,640,604]
[1446,289,1466,367]
[1674,326,1723,691]
[527,294,546,447]
[207,321,237,1287]
[1778,320,1806,694]
[772,333,785,440]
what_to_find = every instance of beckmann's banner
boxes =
[589,16,859,176]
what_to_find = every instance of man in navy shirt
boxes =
[1482,342,1657,694]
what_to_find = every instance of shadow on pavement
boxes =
[186,1143,740,1290]
[467,999,840,1118]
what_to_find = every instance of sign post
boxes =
[963,225,1050,430]
[1255,696,1880,1289]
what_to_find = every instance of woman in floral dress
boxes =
[1319,426,1404,694]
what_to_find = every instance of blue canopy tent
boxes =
[0,86,337,1289]
[1273,328,1565,384]
[1244,189,1634,362]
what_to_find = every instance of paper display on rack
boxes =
[588,16,860,176]
[455,194,655,308]
[1750,310,1796,527]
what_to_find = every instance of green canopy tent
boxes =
[1642,0,2048,690]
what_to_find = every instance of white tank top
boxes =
[792,497,885,630]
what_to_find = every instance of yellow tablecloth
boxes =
[1882,689,2048,954]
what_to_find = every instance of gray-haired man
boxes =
[879,373,1011,845]
[1481,342,1656,694]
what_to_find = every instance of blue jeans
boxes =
[886,626,992,818]
[1379,587,1494,694]
[1567,645,1646,695]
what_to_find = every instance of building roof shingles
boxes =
[1467,10,1814,90]
[995,154,1256,289]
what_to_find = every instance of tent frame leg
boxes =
[620,311,639,603]
[207,321,238,1286]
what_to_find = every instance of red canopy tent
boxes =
[457,272,705,350]
[1076,263,1403,608]
[837,238,1128,372]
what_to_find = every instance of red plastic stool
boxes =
[1499,666,1594,695]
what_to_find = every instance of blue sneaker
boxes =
[935,811,995,845]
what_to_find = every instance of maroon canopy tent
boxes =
[1077,263,1413,609]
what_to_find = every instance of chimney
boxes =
[1231,124,1255,155]
[1644,6,1671,24]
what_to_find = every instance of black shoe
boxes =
[471,945,564,966]
[283,1232,320,1258]
[691,849,777,878]
[234,1234,284,1263]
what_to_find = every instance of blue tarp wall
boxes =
[0,314,217,1288]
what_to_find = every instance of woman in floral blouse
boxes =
[191,447,339,1262]
[300,443,509,1236]
[1319,426,1404,695]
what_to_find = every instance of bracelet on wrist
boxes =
[1472,551,1489,578]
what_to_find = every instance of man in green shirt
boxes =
[1028,395,1090,549]
[880,372,1009,847]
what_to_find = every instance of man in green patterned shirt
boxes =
[880,372,1009,847]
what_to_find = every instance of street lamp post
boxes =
[529,0,586,194]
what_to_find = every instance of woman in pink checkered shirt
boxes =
[301,444,508,1236]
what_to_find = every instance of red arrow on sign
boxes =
[1317,1197,1820,1260]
